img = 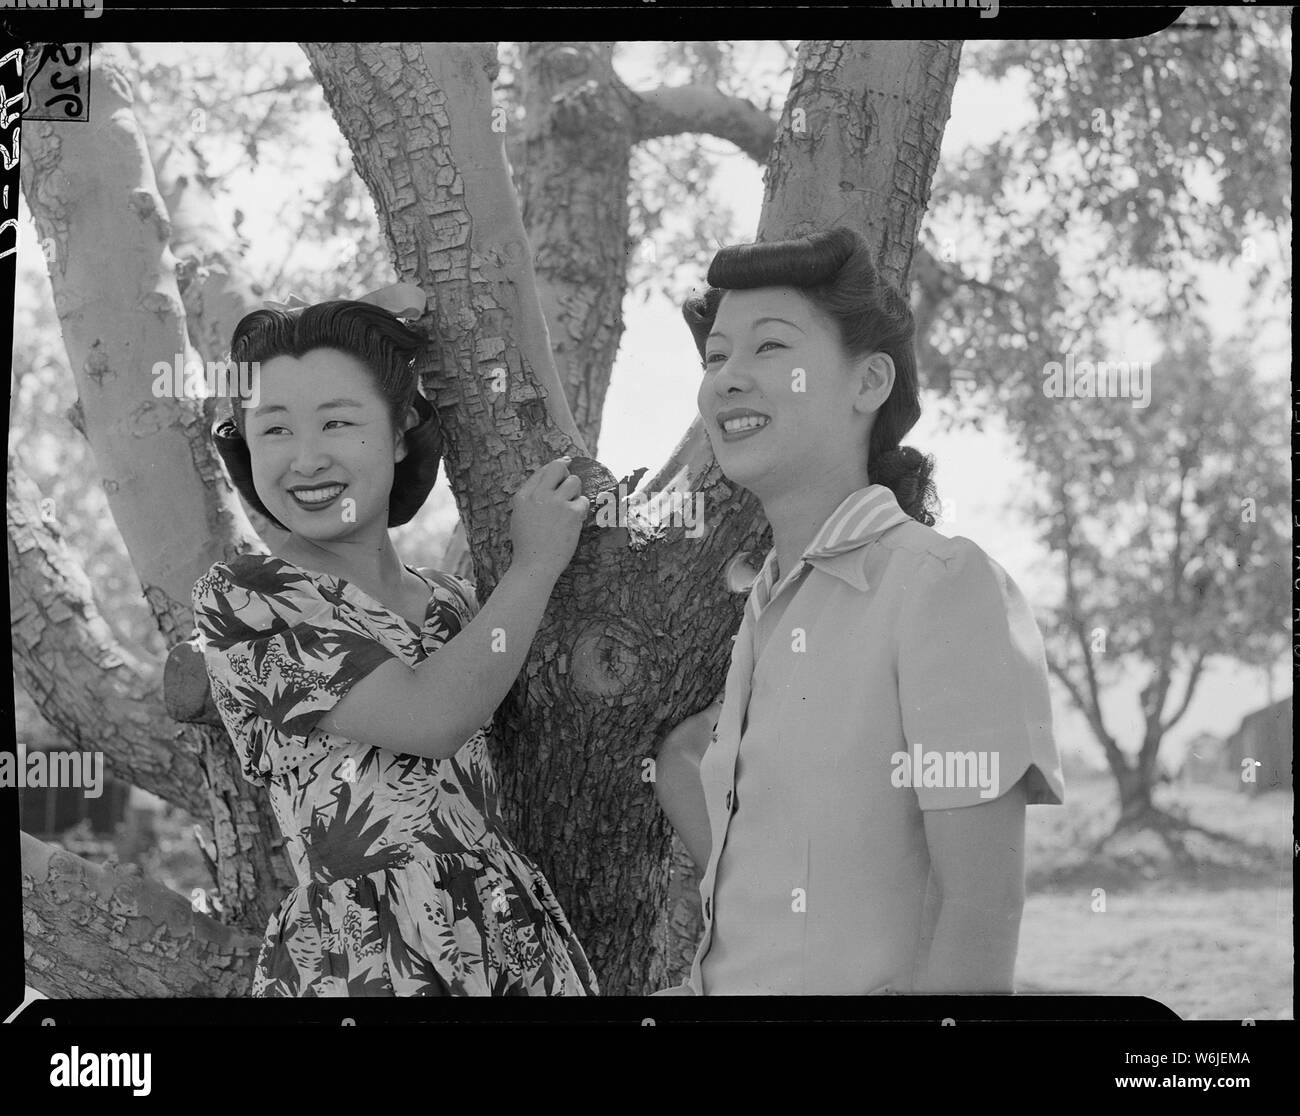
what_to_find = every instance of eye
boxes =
[260,425,288,436]
[703,352,727,369]
[323,419,353,430]
[757,340,786,354]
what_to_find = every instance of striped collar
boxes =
[734,485,913,623]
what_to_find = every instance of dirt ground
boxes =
[1016,772,1293,1020]
[28,768,1292,1015]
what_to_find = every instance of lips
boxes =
[716,408,771,442]
[288,483,347,510]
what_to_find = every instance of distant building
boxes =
[1223,697,1293,794]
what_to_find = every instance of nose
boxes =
[289,430,331,478]
[711,354,754,398]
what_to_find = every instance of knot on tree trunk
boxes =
[569,622,644,700]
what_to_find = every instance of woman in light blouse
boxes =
[655,228,1064,995]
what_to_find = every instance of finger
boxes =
[520,456,571,494]
[556,473,582,494]
[533,456,574,492]
[565,495,590,515]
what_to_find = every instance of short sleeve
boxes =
[896,538,1064,810]
[414,567,479,626]
[191,557,399,783]
[446,574,480,621]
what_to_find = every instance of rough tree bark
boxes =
[17,43,292,960]
[517,42,778,451]
[514,41,781,981]
[8,456,207,817]
[758,40,962,280]
[518,41,634,450]
[22,832,259,997]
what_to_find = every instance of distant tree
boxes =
[912,6,1291,824]
[1022,318,1288,833]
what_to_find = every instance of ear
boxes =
[393,405,420,463]
[851,352,895,416]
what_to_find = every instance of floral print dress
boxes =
[191,553,597,997]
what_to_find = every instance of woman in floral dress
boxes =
[192,290,597,996]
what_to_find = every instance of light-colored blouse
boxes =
[688,484,1064,995]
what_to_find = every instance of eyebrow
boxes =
[707,316,807,341]
[251,398,366,418]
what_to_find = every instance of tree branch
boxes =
[631,83,777,162]
[8,454,208,816]
[1045,652,1120,762]
[1058,484,1115,747]
[757,39,963,286]
[1159,650,1209,736]
[302,40,596,592]
[1142,455,1196,735]
[519,41,635,450]
[22,831,259,998]
[20,41,293,930]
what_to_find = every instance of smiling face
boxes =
[696,286,893,503]
[244,348,408,542]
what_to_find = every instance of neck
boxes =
[759,466,873,581]
[278,524,405,588]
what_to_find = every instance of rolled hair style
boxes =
[212,300,442,531]
[682,226,937,525]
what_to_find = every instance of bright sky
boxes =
[599,44,1291,767]
[13,40,1290,767]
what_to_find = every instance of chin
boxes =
[712,444,776,491]
[271,506,357,539]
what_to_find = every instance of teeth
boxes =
[722,415,769,433]
[291,484,345,504]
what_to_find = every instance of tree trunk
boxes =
[515,47,784,985]
[18,42,291,937]
[147,123,290,546]
[22,832,259,998]
[519,42,634,450]
[149,134,264,373]
[758,39,962,283]
[1114,763,1155,829]
[8,453,208,817]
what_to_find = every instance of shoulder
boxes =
[875,523,1005,581]
[876,520,981,567]
[874,526,1029,626]
[413,566,479,615]
[192,553,333,635]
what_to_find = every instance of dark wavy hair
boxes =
[211,300,441,531]
[682,226,937,525]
